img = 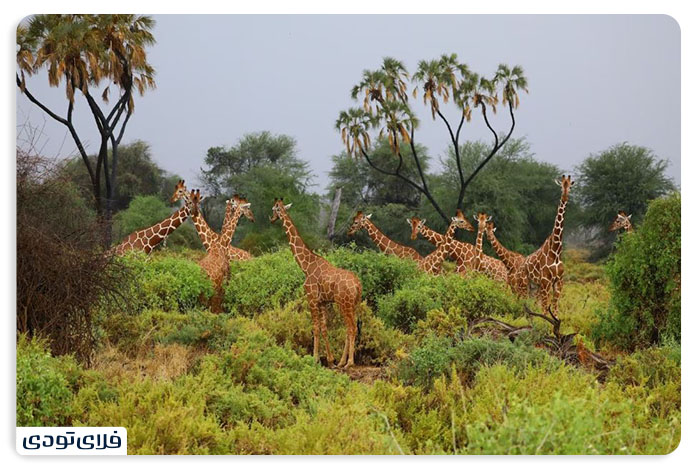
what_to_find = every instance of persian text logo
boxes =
[17,427,127,455]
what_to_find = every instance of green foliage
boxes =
[395,335,558,388]
[16,334,80,426]
[575,142,675,256]
[326,246,421,305]
[16,244,680,455]
[199,131,322,253]
[426,139,563,253]
[377,273,524,333]
[372,360,680,454]
[117,252,213,313]
[224,249,305,315]
[61,140,177,212]
[593,193,680,350]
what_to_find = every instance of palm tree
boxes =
[16,14,157,244]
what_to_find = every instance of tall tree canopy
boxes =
[199,132,322,253]
[16,14,157,243]
[575,142,675,255]
[336,54,527,223]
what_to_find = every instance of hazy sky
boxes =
[16,14,681,193]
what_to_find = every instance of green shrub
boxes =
[378,273,524,333]
[593,193,681,350]
[117,252,214,313]
[395,334,558,388]
[16,334,81,426]
[371,361,680,454]
[223,249,305,315]
[326,246,421,305]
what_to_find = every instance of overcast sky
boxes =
[16,14,681,193]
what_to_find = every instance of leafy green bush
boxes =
[395,335,558,388]
[118,252,213,312]
[371,361,680,454]
[326,246,421,305]
[223,249,304,315]
[593,193,680,350]
[378,273,524,333]
[17,334,81,426]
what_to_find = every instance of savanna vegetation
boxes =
[17,14,680,456]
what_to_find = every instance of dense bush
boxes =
[224,249,305,315]
[395,335,559,388]
[378,273,524,333]
[16,334,80,426]
[17,150,125,361]
[326,246,422,306]
[371,359,680,454]
[593,193,680,350]
[118,252,214,312]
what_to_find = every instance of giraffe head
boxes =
[169,179,188,204]
[452,209,475,232]
[475,212,493,232]
[554,174,574,202]
[486,220,498,235]
[270,198,292,223]
[347,211,373,236]
[231,194,255,222]
[609,211,633,232]
[190,189,203,216]
[408,216,427,240]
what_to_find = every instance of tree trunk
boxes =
[327,187,342,240]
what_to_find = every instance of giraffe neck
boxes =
[549,197,568,259]
[219,204,243,247]
[114,204,190,254]
[475,224,485,258]
[422,222,457,270]
[192,211,221,252]
[419,225,446,246]
[280,212,318,273]
[487,228,518,269]
[364,220,402,252]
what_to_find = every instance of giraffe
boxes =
[218,194,254,261]
[485,220,525,271]
[348,211,422,260]
[272,199,362,368]
[190,189,232,314]
[473,212,509,284]
[110,180,194,255]
[187,191,253,262]
[485,220,527,295]
[609,211,634,233]
[415,210,472,275]
[408,216,477,272]
[519,175,574,320]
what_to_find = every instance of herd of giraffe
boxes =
[109,176,634,368]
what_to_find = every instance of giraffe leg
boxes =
[306,296,322,364]
[537,279,552,318]
[337,300,357,369]
[318,303,334,367]
[550,277,563,321]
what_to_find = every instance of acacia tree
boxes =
[16,14,156,244]
[336,54,527,223]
